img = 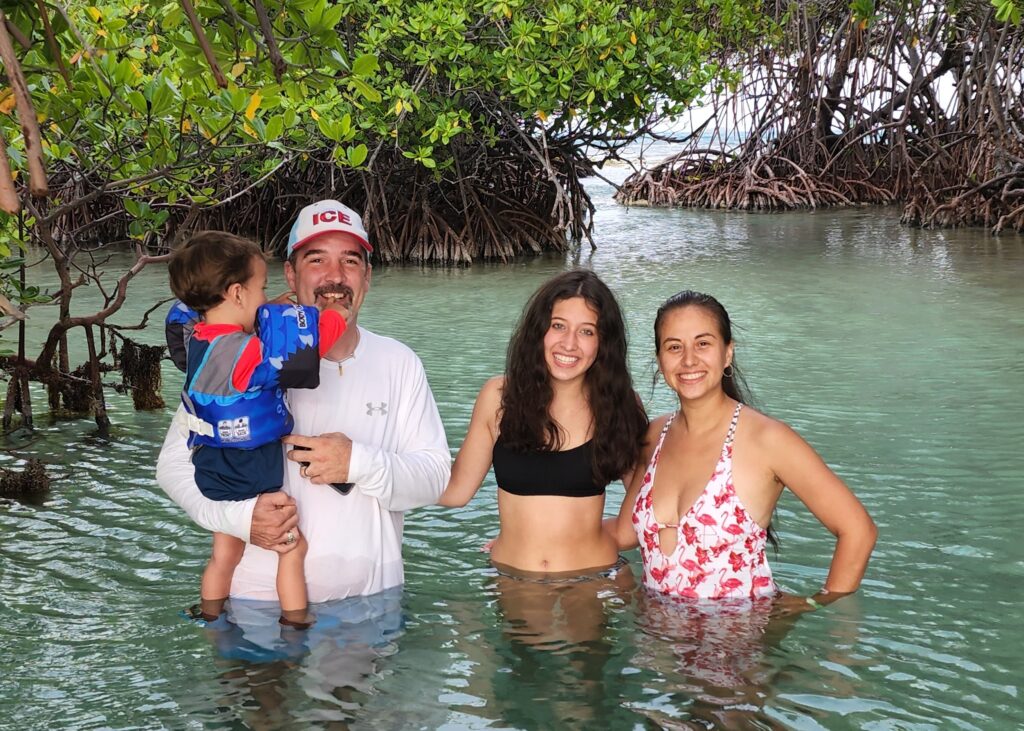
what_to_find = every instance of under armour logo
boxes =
[366,402,388,416]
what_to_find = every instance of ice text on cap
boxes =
[313,210,351,226]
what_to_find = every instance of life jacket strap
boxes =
[181,390,215,437]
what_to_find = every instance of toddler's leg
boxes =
[199,533,245,621]
[277,532,312,629]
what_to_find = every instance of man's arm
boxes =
[349,357,450,512]
[157,410,300,550]
[156,408,256,539]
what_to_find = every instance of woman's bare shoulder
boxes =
[482,374,505,393]
[644,413,673,442]
[740,405,802,449]
[477,375,505,411]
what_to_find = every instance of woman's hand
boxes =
[770,593,819,614]
[771,591,835,618]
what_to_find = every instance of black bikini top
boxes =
[492,438,607,498]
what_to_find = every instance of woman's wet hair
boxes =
[654,290,779,550]
[654,290,751,405]
[500,269,647,485]
[168,231,263,314]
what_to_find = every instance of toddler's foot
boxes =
[279,608,315,630]
[196,597,228,622]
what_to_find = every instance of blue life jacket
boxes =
[165,300,200,372]
[170,303,323,450]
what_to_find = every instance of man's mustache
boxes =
[314,284,353,299]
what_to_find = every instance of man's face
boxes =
[285,232,371,320]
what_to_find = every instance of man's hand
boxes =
[283,432,353,485]
[249,492,300,553]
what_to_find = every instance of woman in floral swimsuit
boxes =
[611,291,877,610]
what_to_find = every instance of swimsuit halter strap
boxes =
[723,403,743,450]
[650,412,676,464]
[660,412,677,443]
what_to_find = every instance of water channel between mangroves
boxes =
[1,175,1022,730]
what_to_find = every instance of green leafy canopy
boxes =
[0,0,769,243]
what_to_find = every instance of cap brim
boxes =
[290,227,373,254]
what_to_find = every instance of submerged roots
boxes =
[0,458,50,497]
[617,3,1024,234]
[617,151,895,212]
[119,339,165,411]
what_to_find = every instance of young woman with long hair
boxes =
[439,269,648,575]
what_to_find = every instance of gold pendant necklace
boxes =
[329,330,359,375]
[336,354,355,375]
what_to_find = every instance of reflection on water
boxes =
[634,594,778,692]
[180,588,405,728]
[491,560,635,651]
[490,563,633,728]
[628,593,868,730]
[432,563,637,730]
[2,188,1023,728]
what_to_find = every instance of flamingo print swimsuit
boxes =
[632,404,777,599]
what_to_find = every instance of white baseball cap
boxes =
[287,199,372,256]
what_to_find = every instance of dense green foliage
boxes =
[1,0,767,250]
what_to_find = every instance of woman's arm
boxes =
[606,477,640,550]
[607,416,665,550]
[437,376,503,507]
[766,421,878,594]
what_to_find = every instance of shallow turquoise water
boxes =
[1,180,1022,729]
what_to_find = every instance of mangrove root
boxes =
[119,339,165,410]
[0,458,50,497]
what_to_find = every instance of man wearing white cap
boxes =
[157,200,450,603]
